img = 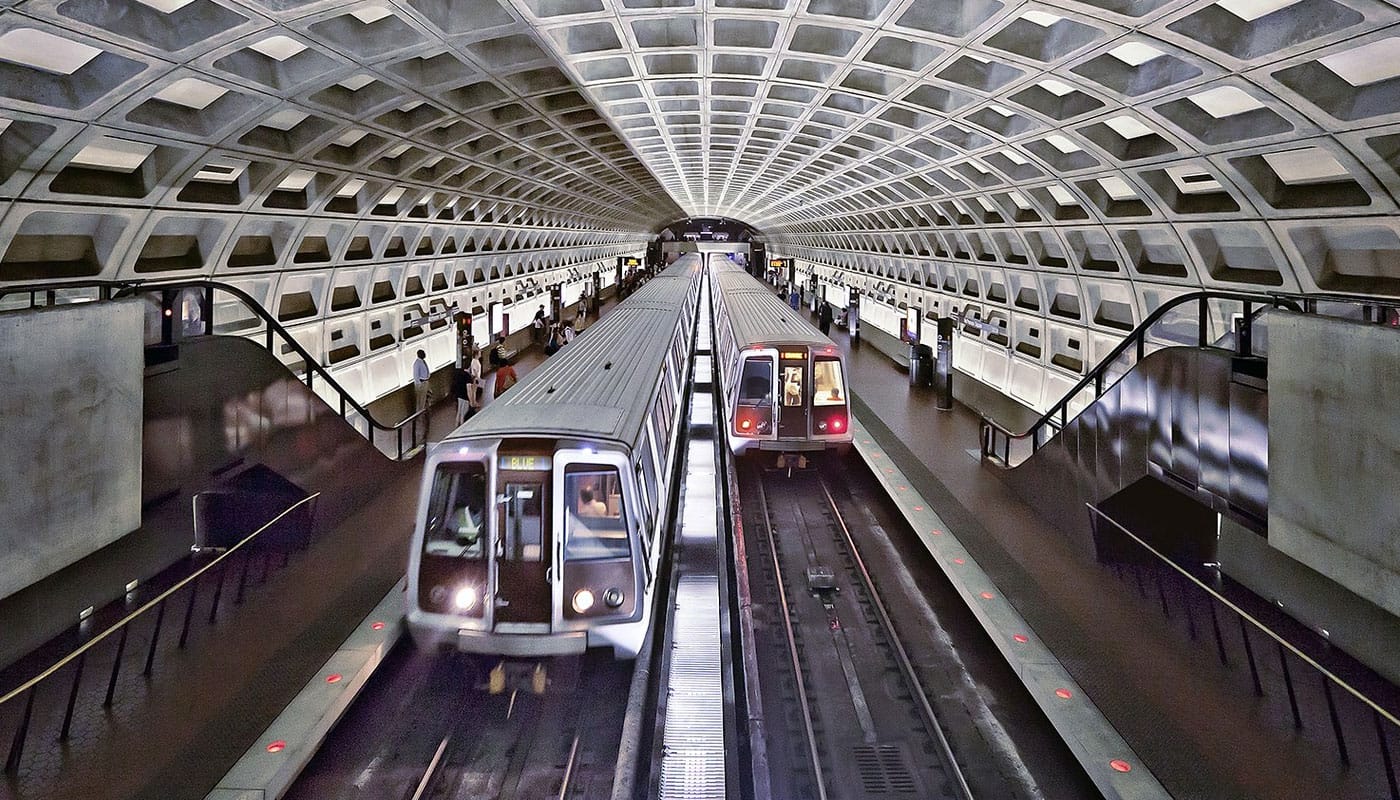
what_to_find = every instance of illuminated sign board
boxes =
[768,258,793,269]
[499,454,553,471]
[619,256,642,267]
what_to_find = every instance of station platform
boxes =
[0,298,602,800]
[826,319,1396,800]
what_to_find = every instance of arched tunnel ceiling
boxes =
[0,0,1396,296]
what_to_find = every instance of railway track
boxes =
[285,648,631,800]
[740,457,974,800]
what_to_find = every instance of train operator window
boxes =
[813,359,846,406]
[564,467,630,561]
[738,358,773,404]
[424,462,487,560]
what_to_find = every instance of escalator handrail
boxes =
[0,278,421,438]
[980,290,1296,449]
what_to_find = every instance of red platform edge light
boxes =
[953,558,965,565]
[1110,759,1132,773]
[371,621,385,630]
[326,673,343,684]
[266,740,287,753]
[980,591,995,599]
[1013,634,1029,643]
[1055,688,1073,699]
[914,505,924,511]
[930,529,942,535]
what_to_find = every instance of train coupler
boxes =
[775,453,809,471]
[488,659,552,695]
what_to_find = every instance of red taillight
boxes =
[831,417,844,432]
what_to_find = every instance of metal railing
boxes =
[0,279,431,459]
[0,492,319,777]
[1088,504,1400,800]
[972,290,1400,466]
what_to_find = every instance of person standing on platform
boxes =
[452,361,471,424]
[563,321,576,345]
[818,301,833,335]
[466,346,483,420]
[412,349,431,412]
[531,305,545,346]
[494,357,518,399]
[788,286,800,311]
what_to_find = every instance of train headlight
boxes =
[572,589,595,613]
[739,418,752,431]
[453,586,479,611]
[603,588,624,608]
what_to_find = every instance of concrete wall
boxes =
[1269,311,1400,618]
[0,300,143,600]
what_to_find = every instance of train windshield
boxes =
[423,462,488,560]
[813,358,846,406]
[738,357,773,405]
[564,466,630,561]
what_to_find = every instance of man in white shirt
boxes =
[413,349,430,412]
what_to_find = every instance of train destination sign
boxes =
[499,454,553,471]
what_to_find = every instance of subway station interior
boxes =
[0,0,1398,797]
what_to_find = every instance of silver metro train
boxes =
[710,255,853,456]
[407,254,704,660]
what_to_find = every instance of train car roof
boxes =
[440,254,702,447]
[712,263,834,351]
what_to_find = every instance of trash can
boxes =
[909,343,934,388]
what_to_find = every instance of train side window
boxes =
[564,466,630,561]
[813,359,846,406]
[423,462,487,559]
[738,357,773,404]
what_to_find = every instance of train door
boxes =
[778,348,809,439]
[493,453,553,628]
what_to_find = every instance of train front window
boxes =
[782,365,803,407]
[502,482,544,562]
[738,357,773,405]
[814,359,846,406]
[564,467,630,561]
[424,462,487,560]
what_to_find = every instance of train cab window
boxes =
[782,365,804,407]
[502,482,544,562]
[564,467,630,561]
[423,462,487,560]
[739,357,773,405]
[814,359,846,406]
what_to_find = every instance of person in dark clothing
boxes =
[490,334,506,368]
[818,302,833,335]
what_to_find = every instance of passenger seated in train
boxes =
[578,487,608,517]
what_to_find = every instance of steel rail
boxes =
[754,471,830,800]
[817,474,976,800]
